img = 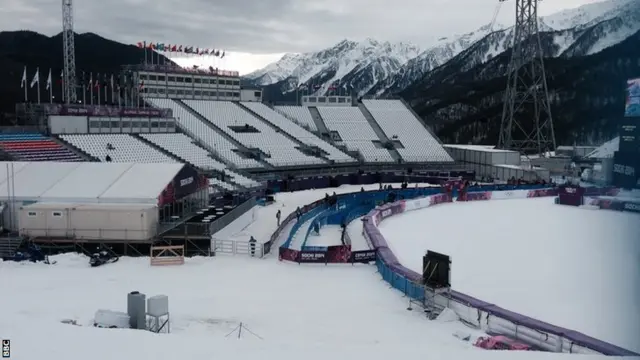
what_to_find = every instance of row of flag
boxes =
[136,42,226,58]
[19,66,143,106]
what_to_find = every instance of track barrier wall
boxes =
[269,184,551,263]
[365,188,638,356]
[556,186,640,214]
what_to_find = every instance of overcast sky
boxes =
[2,0,604,73]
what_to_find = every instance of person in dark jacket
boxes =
[313,222,320,235]
[295,207,301,221]
[249,236,257,257]
[276,209,281,226]
[105,154,112,162]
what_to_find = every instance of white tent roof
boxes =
[0,162,185,203]
[100,163,184,201]
[586,137,619,159]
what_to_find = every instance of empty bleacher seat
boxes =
[317,107,394,163]
[146,98,262,169]
[0,133,82,162]
[362,100,453,163]
[59,134,177,163]
[274,106,318,131]
[184,100,325,167]
[241,102,354,164]
[140,133,226,171]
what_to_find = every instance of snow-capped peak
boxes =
[244,38,420,86]
[246,0,637,99]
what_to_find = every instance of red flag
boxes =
[136,42,143,48]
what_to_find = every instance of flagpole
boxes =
[23,66,28,102]
[36,68,41,104]
[144,41,148,65]
[90,72,94,105]
[82,71,86,104]
[49,70,53,104]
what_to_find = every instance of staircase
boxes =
[133,134,188,164]
[357,104,402,163]
[0,235,24,259]
[308,107,331,134]
[234,102,333,164]
[174,99,275,170]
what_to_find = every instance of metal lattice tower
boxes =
[62,0,78,103]
[497,0,556,155]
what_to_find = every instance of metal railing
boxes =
[207,196,256,235]
[212,239,265,257]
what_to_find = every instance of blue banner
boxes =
[625,78,640,117]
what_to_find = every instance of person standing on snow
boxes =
[276,209,281,226]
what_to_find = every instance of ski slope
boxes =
[378,197,640,352]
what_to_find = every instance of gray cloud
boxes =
[0,0,602,53]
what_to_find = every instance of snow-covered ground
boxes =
[0,185,632,359]
[378,197,640,352]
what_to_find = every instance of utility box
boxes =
[147,295,169,317]
[127,291,146,329]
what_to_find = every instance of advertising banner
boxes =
[325,245,351,263]
[351,250,376,263]
[279,248,299,262]
[612,151,639,189]
[172,165,201,199]
[625,77,640,117]
[43,104,172,118]
[622,201,640,213]
[463,191,492,201]
[298,251,327,263]
[557,186,585,206]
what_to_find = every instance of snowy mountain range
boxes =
[244,0,640,98]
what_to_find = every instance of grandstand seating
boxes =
[274,106,318,132]
[0,133,83,162]
[146,98,262,169]
[60,134,177,163]
[362,100,453,163]
[209,178,237,191]
[317,107,394,163]
[223,170,260,188]
[140,133,226,171]
[240,102,355,164]
[184,100,325,167]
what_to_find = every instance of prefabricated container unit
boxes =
[18,202,158,241]
[444,145,521,166]
[464,163,549,182]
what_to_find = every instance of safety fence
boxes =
[364,188,639,356]
[269,183,551,264]
[558,186,640,213]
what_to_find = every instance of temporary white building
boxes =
[0,161,185,231]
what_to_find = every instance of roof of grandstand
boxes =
[0,161,184,203]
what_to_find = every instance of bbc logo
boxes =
[1,339,9,358]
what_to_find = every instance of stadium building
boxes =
[2,61,563,258]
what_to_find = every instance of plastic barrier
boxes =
[364,189,638,356]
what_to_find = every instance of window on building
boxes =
[254,91,261,97]
[139,74,147,80]
[52,211,63,217]
[157,76,165,82]
[167,76,176,82]
[27,211,37,217]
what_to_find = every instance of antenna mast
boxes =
[62,0,78,104]
[497,0,556,155]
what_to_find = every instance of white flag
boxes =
[20,66,27,88]
[46,69,52,90]
[30,68,39,88]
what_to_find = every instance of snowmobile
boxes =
[89,249,119,267]
[2,243,55,264]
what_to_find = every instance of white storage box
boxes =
[147,295,169,317]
